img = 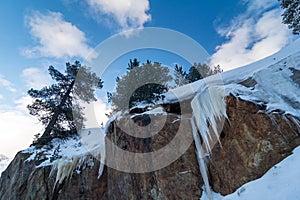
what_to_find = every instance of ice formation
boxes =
[189,86,227,200]
[50,145,104,186]
[191,87,227,154]
[191,118,213,200]
[22,128,107,187]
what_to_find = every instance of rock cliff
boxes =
[1,94,299,199]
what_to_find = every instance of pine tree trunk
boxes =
[39,80,75,142]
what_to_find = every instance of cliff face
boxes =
[209,95,300,195]
[1,95,299,200]
[0,152,107,200]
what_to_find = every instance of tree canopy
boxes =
[279,0,300,34]
[108,60,172,111]
[28,61,103,144]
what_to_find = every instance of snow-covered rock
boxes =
[1,38,300,200]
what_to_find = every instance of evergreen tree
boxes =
[213,65,223,74]
[126,58,140,70]
[279,0,300,34]
[186,63,214,83]
[27,61,103,144]
[174,64,188,86]
[111,60,172,111]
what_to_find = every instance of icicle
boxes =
[190,86,227,200]
[290,116,300,135]
[97,143,106,179]
[98,162,104,179]
[191,87,227,154]
[190,118,213,200]
[50,157,80,185]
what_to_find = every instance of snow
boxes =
[130,106,167,119]
[200,145,300,200]
[22,127,106,184]
[193,38,300,200]
[165,38,300,120]
[0,157,12,177]
[11,38,300,198]
[178,169,192,174]
[225,53,300,118]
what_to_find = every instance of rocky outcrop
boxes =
[0,152,107,200]
[105,114,203,199]
[209,95,300,195]
[0,95,300,199]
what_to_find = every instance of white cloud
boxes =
[0,74,16,92]
[14,95,34,113]
[210,2,294,71]
[23,11,94,59]
[21,67,52,89]
[243,0,278,12]
[86,0,151,30]
[0,110,42,158]
[0,94,3,101]
[0,96,43,157]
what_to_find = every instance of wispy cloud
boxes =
[86,0,151,31]
[22,11,94,59]
[210,0,294,71]
[21,67,52,89]
[0,74,16,92]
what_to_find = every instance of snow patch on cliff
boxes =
[22,128,106,184]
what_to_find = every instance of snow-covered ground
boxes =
[201,145,300,200]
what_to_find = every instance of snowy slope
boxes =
[201,145,300,200]
[165,38,300,119]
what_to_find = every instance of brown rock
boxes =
[208,95,300,195]
[1,95,300,199]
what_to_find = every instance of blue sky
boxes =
[0,0,298,157]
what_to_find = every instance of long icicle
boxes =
[190,118,213,200]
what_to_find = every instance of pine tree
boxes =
[126,58,140,70]
[185,63,213,83]
[185,63,220,83]
[279,0,300,34]
[174,64,188,86]
[213,65,223,74]
[111,60,172,111]
[27,61,103,144]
